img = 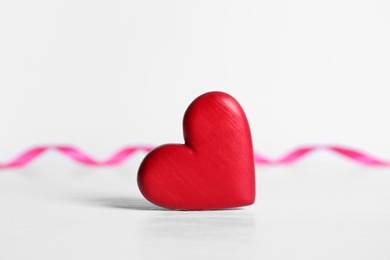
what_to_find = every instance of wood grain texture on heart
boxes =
[137,91,256,210]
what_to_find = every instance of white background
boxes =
[1,0,390,157]
[1,1,390,259]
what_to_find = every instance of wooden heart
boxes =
[137,91,255,210]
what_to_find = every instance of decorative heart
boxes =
[137,91,256,210]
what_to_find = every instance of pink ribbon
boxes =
[253,145,389,166]
[0,145,389,170]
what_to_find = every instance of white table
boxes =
[1,160,389,260]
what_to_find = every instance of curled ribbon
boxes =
[0,145,389,170]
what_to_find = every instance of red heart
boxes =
[137,91,256,210]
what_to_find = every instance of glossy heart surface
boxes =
[137,91,255,210]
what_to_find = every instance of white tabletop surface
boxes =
[1,158,389,260]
